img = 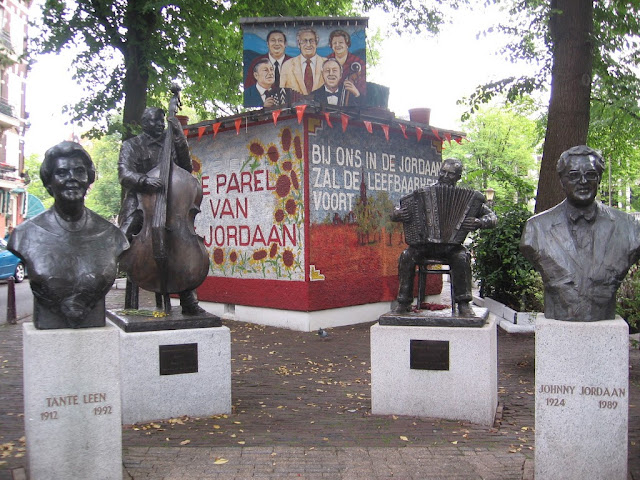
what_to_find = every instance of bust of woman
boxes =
[8,141,129,329]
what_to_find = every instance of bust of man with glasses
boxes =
[520,145,640,321]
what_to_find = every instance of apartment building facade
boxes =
[0,0,29,238]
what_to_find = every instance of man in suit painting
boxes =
[280,27,325,96]
[244,30,291,89]
[520,145,640,321]
[244,59,289,108]
[312,58,361,107]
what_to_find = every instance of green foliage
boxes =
[443,98,542,204]
[588,92,640,210]
[85,133,122,221]
[469,1,640,119]
[361,0,465,35]
[24,154,53,209]
[33,0,463,136]
[617,263,640,333]
[463,1,640,212]
[471,201,543,312]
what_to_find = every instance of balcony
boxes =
[0,98,19,129]
[0,30,17,65]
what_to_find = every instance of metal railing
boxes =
[0,97,14,117]
[0,30,13,51]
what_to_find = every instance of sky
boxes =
[24,3,542,158]
[367,6,542,127]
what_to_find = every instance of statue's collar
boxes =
[565,201,598,224]
[142,131,165,147]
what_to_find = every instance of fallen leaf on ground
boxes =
[400,436,409,442]
[180,440,191,445]
[214,458,228,465]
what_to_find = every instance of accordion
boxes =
[400,185,486,245]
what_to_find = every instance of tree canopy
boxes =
[441,97,542,205]
[34,0,463,138]
[83,133,122,220]
[465,0,640,212]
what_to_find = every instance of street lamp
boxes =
[485,187,495,207]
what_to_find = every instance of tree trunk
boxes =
[121,0,157,140]
[122,46,149,141]
[535,0,593,213]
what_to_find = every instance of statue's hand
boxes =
[391,206,411,222]
[167,116,184,136]
[461,217,482,231]
[143,176,163,192]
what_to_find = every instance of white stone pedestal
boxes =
[117,324,232,424]
[23,323,122,480]
[535,315,628,480]
[370,315,497,425]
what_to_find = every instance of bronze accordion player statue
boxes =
[391,159,496,317]
[400,184,486,246]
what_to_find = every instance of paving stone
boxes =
[1,284,640,479]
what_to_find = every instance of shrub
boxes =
[471,202,543,312]
[616,262,640,333]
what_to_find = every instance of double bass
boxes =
[339,61,362,107]
[119,85,209,312]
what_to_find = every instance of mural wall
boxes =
[241,18,367,107]
[190,119,306,282]
[305,115,441,309]
[188,113,444,311]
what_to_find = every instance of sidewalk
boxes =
[1,286,639,479]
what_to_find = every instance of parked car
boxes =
[0,239,25,282]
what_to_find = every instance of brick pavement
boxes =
[1,287,639,479]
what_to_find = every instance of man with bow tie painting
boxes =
[520,145,640,321]
[312,58,361,107]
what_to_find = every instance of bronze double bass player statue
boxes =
[117,85,209,314]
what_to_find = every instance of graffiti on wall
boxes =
[190,119,305,281]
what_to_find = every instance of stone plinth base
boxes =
[379,305,487,327]
[199,300,398,332]
[107,309,221,332]
[370,313,497,426]
[23,323,122,480]
[535,315,628,480]
[112,318,232,424]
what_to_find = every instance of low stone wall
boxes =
[474,296,535,333]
